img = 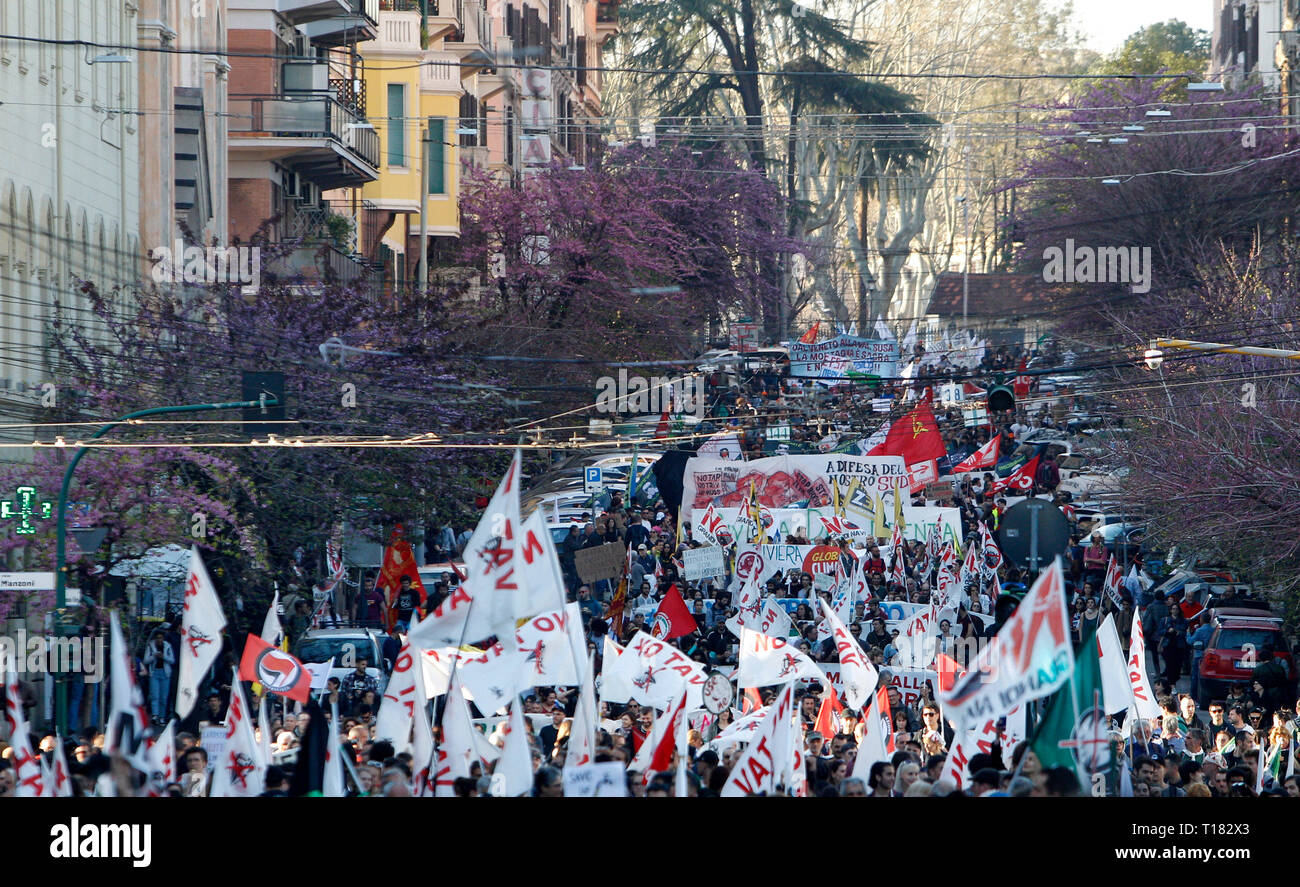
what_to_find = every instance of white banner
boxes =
[681,545,726,581]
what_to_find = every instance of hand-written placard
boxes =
[563,761,628,797]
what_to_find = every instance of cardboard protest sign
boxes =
[574,541,628,583]
[681,545,725,581]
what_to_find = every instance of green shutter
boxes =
[427,117,445,194]
[387,83,405,167]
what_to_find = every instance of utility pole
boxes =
[418,124,429,294]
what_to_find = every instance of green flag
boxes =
[1030,628,1113,781]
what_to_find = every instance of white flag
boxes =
[177,547,227,720]
[433,676,477,797]
[323,697,347,798]
[375,610,422,751]
[518,508,570,617]
[819,598,878,711]
[721,683,802,796]
[457,637,526,715]
[599,631,707,710]
[41,734,74,797]
[410,451,524,650]
[1127,611,1162,722]
[736,627,826,688]
[598,636,630,700]
[850,688,892,779]
[104,610,150,758]
[494,700,533,796]
[727,572,793,640]
[565,651,598,769]
[142,720,177,797]
[261,590,283,646]
[1096,614,1132,716]
[874,315,895,341]
[3,651,42,796]
[256,699,272,772]
[515,606,582,687]
[210,669,265,797]
[938,559,1073,731]
[411,626,435,795]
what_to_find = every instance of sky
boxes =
[1061,0,1214,54]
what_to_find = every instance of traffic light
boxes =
[986,373,1015,413]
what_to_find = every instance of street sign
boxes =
[583,466,604,494]
[0,572,56,592]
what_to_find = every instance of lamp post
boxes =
[53,398,277,734]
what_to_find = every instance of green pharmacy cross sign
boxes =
[1,486,55,534]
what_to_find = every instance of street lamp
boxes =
[52,397,277,733]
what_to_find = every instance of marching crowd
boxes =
[2,344,1297,798]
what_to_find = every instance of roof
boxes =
[926,272,1058,318]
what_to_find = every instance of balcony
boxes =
[420,50,462,93]
[446,0,494,73]
[371,5,422,53]
[266,242,380,287]
[411,0,462,44]
[595,0,620,45]
[230,0,358,27]
[300,0,380,45]
[228,94,381,188]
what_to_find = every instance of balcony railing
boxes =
[229,94,381,170]
[380,0,423,10]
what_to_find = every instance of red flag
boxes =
[953,435,1001,473]
[375,525,426,631]
[798,322,821,344]
[239,633,312,703]
[647,691,689,775]
[936,652,965,693]
[814,688,844,741]
[650,583,698,640]
[654,410,669,439]
[991,455,1040,494]
[867,402,948,465]
[742,687,763,714]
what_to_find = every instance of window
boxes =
[387,83,406,167]
[426,117,446,194]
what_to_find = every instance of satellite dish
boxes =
[995,497,1070,574]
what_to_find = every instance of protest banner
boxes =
[691,504,961,551]
[563,761,628,797]
[681,545,726,581]
[883,667,939,709]
[683,454,909,513]
[574,541,628,583]
[788,335,897,380]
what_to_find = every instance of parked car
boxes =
[417,561,465,590]
[1195,610,1296,708]
[294,627,390,693]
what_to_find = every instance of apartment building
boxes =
[0,2,233,429]
[226,0,383,284]
[355,0,619,291]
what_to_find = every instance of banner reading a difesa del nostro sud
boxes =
[682,454,909,513]
[691,505,962,550]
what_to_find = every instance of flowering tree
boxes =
[1099,244,1300,625]
[1004,78,1300,336]
[33,236,510,620]
[457,143,797,399]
